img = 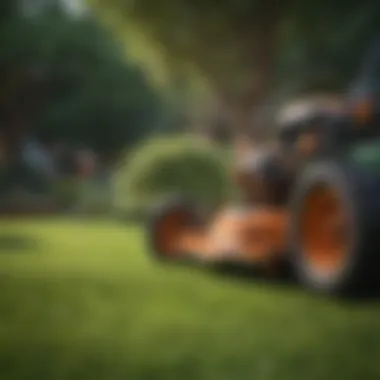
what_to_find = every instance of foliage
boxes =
[278,0,380,95]
[114,135,234,218]
[92,0,380,134]
[91,0,290,132]
[0,0,167,155]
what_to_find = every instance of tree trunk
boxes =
[222,7,285,166]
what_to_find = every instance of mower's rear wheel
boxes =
[147,197,203,263]
[290,160,380,296]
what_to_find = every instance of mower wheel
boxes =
[290,159,380,296]
[146,196,203,263]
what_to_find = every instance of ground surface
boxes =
[0,218,380,380]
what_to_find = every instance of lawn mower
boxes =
[147,38,380,296]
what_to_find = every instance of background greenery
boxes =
[0,0,174,157]
[114,135,235,219]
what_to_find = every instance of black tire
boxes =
[146,196,203,263]
[289,159,380,296]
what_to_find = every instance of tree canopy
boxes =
[91,0,289,131]
[0,0,167,156]
[91,0,380,134]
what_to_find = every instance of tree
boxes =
[91,0,380,138]
[91,0,291,135]
[279,0,380,95]
[0,0,166,158]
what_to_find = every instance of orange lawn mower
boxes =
[146,38,380,296]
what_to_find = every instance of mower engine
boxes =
[235,147,291,206]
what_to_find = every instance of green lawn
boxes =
[0,218,380,380]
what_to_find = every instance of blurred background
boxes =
[1,0,380,379]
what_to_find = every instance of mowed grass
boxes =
[0,219,380,380]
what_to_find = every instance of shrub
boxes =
[114,134,234,219]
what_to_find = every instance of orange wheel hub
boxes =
[300,185,350,276]
[155,210,195,257]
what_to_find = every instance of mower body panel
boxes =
[161,206,289,265]
[350,140,380,172]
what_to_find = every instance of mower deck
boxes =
[159,207,288,265]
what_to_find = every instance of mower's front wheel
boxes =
[146,196,203,264]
